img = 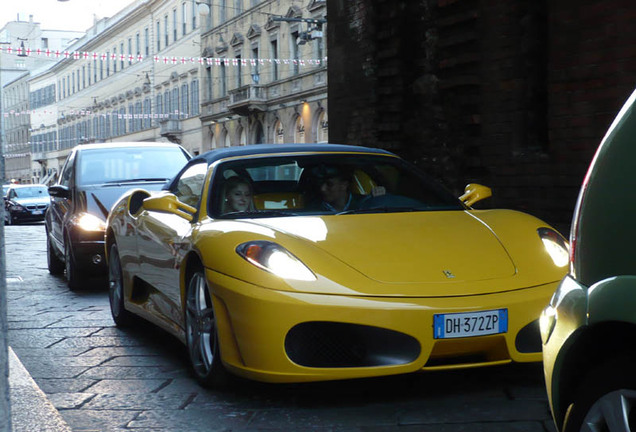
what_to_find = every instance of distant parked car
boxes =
[541,89,636,431]
[45,142,191,290]
[4,184,50,225]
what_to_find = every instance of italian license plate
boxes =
[32,210,43,215]
[433,309,508,339]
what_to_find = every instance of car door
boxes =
[47,151,76,253]
[136,161,208,326]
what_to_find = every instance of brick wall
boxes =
[328,0,636,235]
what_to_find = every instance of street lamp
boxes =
[195,0,210,16]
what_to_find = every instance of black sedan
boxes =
[46,142,191,290]
[4,184,50,225]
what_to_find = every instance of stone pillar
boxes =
[0,184,10,432]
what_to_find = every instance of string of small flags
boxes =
[4,110,188,119]
[0,45,327,67]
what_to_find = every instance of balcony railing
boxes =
[159,116,182,144]
[227,85,267,115]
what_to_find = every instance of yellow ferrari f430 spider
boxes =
[105,144,568,387]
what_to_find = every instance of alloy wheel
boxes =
[185,271,217,378]
[581,389,636,432]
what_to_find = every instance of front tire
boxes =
[64,233,84,290]
[563,355,636,432]
[108,243,134,327]
[46,230,64,275]
[185,270,228,388]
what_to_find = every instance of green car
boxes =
[541,89,636,431]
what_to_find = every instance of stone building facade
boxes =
[12,0,327,184]
[199,0,328,148]
[328,0,634,234]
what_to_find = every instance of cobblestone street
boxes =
[7,223,556,431]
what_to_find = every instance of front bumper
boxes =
[540,275,588,429]
[208,269,559,383]
[7,208,47,223]
[68,228,108,274]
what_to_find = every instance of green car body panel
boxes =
[541,88,636,431]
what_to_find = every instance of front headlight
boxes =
[76,212,107,232]
[538,227,569,267]
[236,241,316,281]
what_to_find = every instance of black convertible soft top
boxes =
[165,143,395,190]
[192,143,393,165]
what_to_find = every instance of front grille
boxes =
[25,204,48,211]
[285,321,420,368]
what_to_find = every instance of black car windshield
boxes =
[210,153,463,218]
[12,186,48,198]
[77,147,189,186]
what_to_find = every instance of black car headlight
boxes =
[236,241,316,281]
[74,212,107,232]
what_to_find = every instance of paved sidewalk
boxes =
[9,346,71,432]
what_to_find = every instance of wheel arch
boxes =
[554,321,636,428]
[180,250,205,310]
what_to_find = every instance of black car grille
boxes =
[25,204,48,211]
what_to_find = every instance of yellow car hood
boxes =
[258,211,516,284]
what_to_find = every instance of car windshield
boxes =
[210,153,463,218]
[12,186,48,198]
[77,146,189,186]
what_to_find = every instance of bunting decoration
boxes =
[0,45,327,67]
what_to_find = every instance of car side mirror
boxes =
[48,185,71,199]
[142,193,196,221]
[459,183,492,207]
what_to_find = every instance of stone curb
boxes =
[8,347,71,432]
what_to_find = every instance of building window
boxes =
[128,38,132,65]
[172,87,180,117]
[128,103,134,131]
[191,79,199,115]
[234,0,243,16]
[144,28,150,56]
[181,83,189,117]
[290,31,300,75]
[220,61,227,96]
[143,98,151,129]
[236,54,242,87]
[173,9,178,41]
[113,47,118,72]
[182,3,187,35]
[136,32,140,56]
[156,94,163,125]
[220,0,226,23]
[270,39,278,81]
[106,51,110,76]
[156,20,161,51]
[164,90,171,116]
[164,15,169,47]
[251,45,259,82]
[192,0,197,30]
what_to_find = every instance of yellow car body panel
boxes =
[208,268,558,382]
